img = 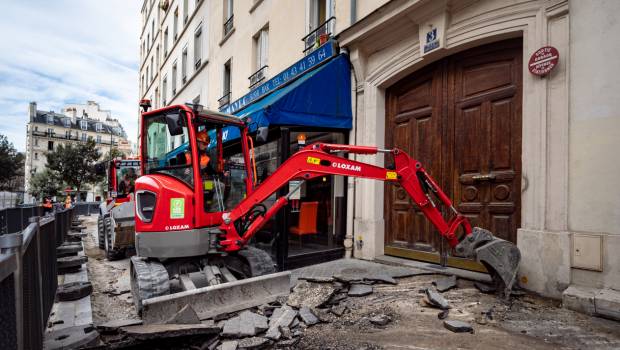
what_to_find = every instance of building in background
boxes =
[24,101,131,203]
[139,0,620,316]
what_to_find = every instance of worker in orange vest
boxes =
[64,195,72,209]
[185,129,214,173]
[42,197,53,214]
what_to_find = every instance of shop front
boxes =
[220,43,352,270]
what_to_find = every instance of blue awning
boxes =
[220,54,352,143]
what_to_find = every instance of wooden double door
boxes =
[384,39,522,269]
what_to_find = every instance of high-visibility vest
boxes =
[65,198,72,208]
[185,152,210,168]
[43,200,52,209]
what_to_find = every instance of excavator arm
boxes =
[218,142,521,296]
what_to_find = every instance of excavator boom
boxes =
[218,142,520,296]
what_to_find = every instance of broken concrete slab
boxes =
[121,324,220,340]
[287,280,337,309]
[594,288,620,321]
[299,276,334,283]
[165,304,201,325]
[330,304,348,317]
[348,284,373,297]
[97,319,142,333]
[474,281,497,294]
[237,337,270,349]
[433,275,457,292]
[326,292,348,305]
[43,324,99,350]
[266,305,297,340]
[369,314,391,326]
[298,307,319,326]
[220,340,239,350]
[222,311,269,338]
[276,337,300,348]
[57,281,93,301]
[443,320,474,333]
[424,288,450,310]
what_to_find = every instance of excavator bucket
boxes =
[455,227,521,297]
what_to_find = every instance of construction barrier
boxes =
[0,207,74,350]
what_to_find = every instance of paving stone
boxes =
[298,307,319,326]
[220,340,239,350]
[165,304,201,325]
[57,256,88,269]
[474,282,496,294]
[424,288,450,309]
[369,314,391,326]
[57,281,92,301]
[266,305,297,340]
[97,319,142,333]
[43,324,99,349]
[443,320,474,333]
[121,324,220,340]
[327,292,348,305]
[222,311,269,338]
[433,275,457,292]
[287,280,337,309]
[237,337,269,349]
[348,284,373,297]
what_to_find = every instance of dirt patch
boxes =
[82,215,137,324]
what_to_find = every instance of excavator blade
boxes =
[455,227,521,297]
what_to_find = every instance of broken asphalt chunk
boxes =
[424,288,450,309]
[165,304,201,325]
[369,314,391,326]
[97,319,142,333]
[298,307,320,326]
[220,340,239,350]
[237,336,270,349]
[222,311,269,338]
[266,305,297,340]
[121,324,220,340]
[287,280,337,309]
[276,337,300,348]
[443,320,474,333]
[433,275,457,292]
[330,304,348,317]
[299,276,334,283]
[348,284,373,297]
[474,282,496,294]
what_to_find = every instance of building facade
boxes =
[24,101,131,202]
[139,0,619,313]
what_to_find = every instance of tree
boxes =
[28,169,63,200]
[0,134,24,184]
[46,139,103,201]
[104,147,125,161]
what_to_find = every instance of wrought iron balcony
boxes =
[249,65,268,88]
[224,15,234,36]
[302,17,335,54]
[218,92,231,108]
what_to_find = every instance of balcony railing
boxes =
[224,15,234,36]
[218,91,231,108]
[302,16,335,54]
[248,65,268,88]
[31,130,117,145]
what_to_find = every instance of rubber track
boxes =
[104,216,124,260]
[97,216,105,249]
[238,246,276,277]
[130,257,170,314]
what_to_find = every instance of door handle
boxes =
[472,173,496,181]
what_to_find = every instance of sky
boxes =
[0,1,142,152]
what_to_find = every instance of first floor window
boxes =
[96,135,102,143]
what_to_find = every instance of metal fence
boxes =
[0,207,74,350]
[72,202,100,216]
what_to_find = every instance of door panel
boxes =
[385,39,522,266]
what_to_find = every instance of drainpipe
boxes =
[343,47,357,259]
[350,0,357,25]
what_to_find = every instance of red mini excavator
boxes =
[130,102,521,323]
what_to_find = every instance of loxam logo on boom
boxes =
[332,162,362,172]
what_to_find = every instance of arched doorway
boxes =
[384,39,523,270]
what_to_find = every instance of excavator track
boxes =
[103,216,124,260]
[97,215,105,249]
[130,256,170,315]
[236,246,276,277]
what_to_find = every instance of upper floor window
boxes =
[151,20,155,43]
[34,152,38,160]
[64,118,71,127]
[48,141,54,151]
[250,27,269,88]
[46,115,54,124]
[162,75,168,105]
[156,45,160,68]
[182,45,188,83]
[183,0,189,24]
[164,27,169,56]
[96,135,102,143]
[81,120,88,130]
[150,57,155,81]
[173,7,179,41]
[34,138,39,146]
[304,0,335,53]
[223,0,234,36]
[96,122,103,132]
[172,61,178,95]
[47,128,54,136]
[65,130,71,139]
[194,23,202,68]
[81,132,87,141]
[219,59,232,107]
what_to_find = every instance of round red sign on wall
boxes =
[528,46,559,76]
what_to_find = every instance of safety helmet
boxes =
[196,130,209,143]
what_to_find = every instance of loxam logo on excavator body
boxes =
[165,224,190,231]
[332,162,362,172]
